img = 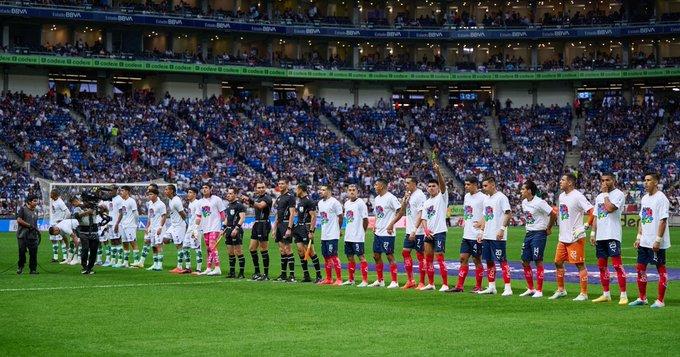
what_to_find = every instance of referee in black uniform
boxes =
[293,183,323,283]
[222,188,247,279]
[243,181,273,281]
[272,179,296,282]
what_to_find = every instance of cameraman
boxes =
[71,197,101,274]
[17,194,40,275]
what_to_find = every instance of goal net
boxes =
[38,179,172,227]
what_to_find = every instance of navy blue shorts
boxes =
[373,235,395,255]
[460,239,481,257]
[403,234,425,253]
[521,230,547,262]
[637,247,666,266]
[595,239,621,259]
[425,232,446,253]
[321,239,339,258]
[482,240,507,262]
[344,242,365,256]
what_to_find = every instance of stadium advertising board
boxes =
[1,54,679,81]
[1,5,679,40]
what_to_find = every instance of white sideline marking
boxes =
[0,280,232,293]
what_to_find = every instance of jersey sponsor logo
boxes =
[298,206,304,212]
[525,211,535,224]
[345,210,354,223]
[149,208,155,218]
[483,206,494,222]
[559,204,569,220]
[229,209,235,215]
[375,206,385,219]
[463,205,473,220]
[425,205,436,219]
[201,206,211,217]
[597,203,608,218]
[320,211,329,225]
[121,206,127,215]
[640,207,653,224]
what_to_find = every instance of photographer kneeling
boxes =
[72,197,101,275]
[17,195,41,275]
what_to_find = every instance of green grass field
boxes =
[0,227,678,356]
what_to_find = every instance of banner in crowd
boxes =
[1,5,678,40]
[1,54,678,81]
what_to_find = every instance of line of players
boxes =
[47,162,671,308]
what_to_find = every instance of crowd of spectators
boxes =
[1,89,677,218]
[324,101,453,199]
[579,104,663,200]
[0,91,150,183]
[17,0,671,27]
[496,106,572,206]
[0,152,40,217]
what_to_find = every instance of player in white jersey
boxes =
[630,173,671,308]
[368,178,402,288]
[195,183,226,276]
[519,180,556,298]
[163,185,188,273]
[448,175,486,293]
[549,173,594,301]
[95,197,113,266]
[317,185,344,285]
[413,160,449,292]
[387,177,426,290]
[49,219,80,263]
[141,188,167,271]
[49,190,71,263]
[342,184,369,286]
[590,173,628,304]
[477,176,513,296]
[107,189,125,267]
[115,186,140,268]
[183,187,203,273]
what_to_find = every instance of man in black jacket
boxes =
[17,195,40,275]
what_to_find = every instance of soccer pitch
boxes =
[0,227,678,355]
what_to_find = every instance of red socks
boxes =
[426,255,434,284]
[486,262,496,283]
[475,265,484,289]
[457,264,469,289]
[536,262,544,292]
[376,262,384,281]
[333,256,342,280]
[324,257,332,281]
[636,263,647,300]
[501,261,511,284]
[658,265,667,303]
[612,256,626,292]
[522,264,534,290]
[390,262,398,283]
[416,252,425,284]
[598,257,610,293]
[360,261,368,282]
[402,250,414,282]
[348,261,356,282]
[436,254,448,286]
